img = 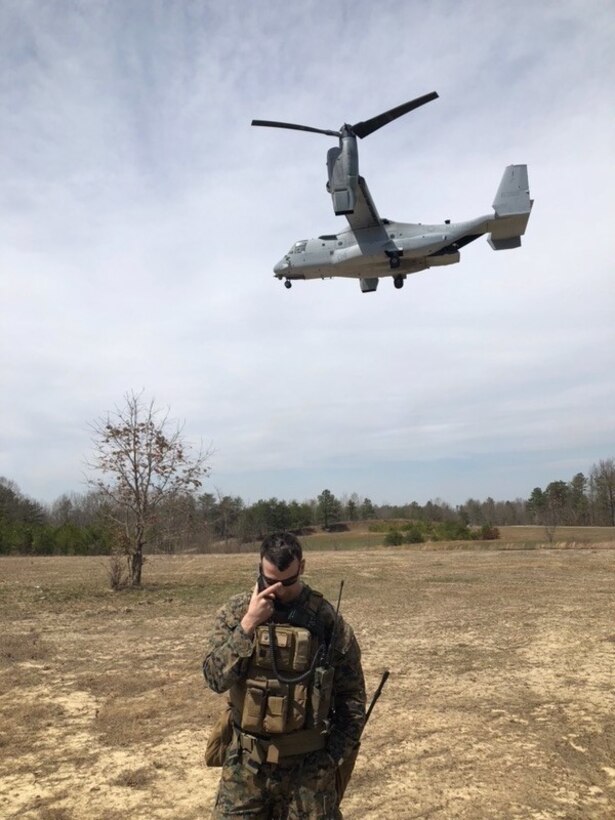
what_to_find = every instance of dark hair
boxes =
[260,531,303,570]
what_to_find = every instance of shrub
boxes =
[403,525,425,544]
[384,529,403,546]
[107,551,130,590]
[431,521,472,541]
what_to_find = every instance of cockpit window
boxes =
[290,240,307,254]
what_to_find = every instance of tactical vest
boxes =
[229,590,334,762]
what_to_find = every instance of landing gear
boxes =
[393,275,405,289]
[386,250,402,269]
[284,279,292,289]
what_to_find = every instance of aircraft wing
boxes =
[345,176,387,233]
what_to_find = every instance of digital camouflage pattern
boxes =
[203,583,365,817]
[212,747,340,819]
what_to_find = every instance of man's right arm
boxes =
[202,594,255,693]
[203,583,282,693]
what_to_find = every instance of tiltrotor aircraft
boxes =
[252,92,533,293]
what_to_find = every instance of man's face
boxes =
[259,557,305,604]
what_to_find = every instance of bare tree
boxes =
[590,458,615,526]
[87,391,211,586]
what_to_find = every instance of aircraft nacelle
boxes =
[326,133,359,215]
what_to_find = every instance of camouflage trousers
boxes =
[212,747,341,819]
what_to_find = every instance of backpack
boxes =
[204,701,233,767]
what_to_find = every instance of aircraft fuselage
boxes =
[274,215,491,281]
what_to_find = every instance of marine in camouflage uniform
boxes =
[203,533,365,819]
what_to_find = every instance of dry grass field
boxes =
[1,541,614,819]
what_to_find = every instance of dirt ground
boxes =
[1,547,614,819]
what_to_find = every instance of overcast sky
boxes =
[1,0,614,508]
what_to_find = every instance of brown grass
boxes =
[0,546,614,818]
[1,630,50,664]
[112,766,156,789]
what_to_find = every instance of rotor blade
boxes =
[351,91,439,139]
[251,119,341,138]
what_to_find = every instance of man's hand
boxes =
[240,581,281,636]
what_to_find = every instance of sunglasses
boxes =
[258,565,301,588]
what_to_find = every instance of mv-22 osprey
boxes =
[252,92,533,293]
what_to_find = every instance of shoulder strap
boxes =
[305,589,324,615]
[286,589,329,642]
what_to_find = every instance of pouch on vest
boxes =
[311,665,334,726]
[241,684,266,733]
[263,692,288,733]
[255,625,312,673]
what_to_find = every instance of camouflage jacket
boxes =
[203,583,366,762]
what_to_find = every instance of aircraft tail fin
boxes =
[488,164,533,250]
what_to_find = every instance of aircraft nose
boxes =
[274,257,290,276]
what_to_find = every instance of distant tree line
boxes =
[525,460,615,534]
[1,458,614,557]
[0,478,113,556]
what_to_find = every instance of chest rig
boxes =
[229,589,335,764]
